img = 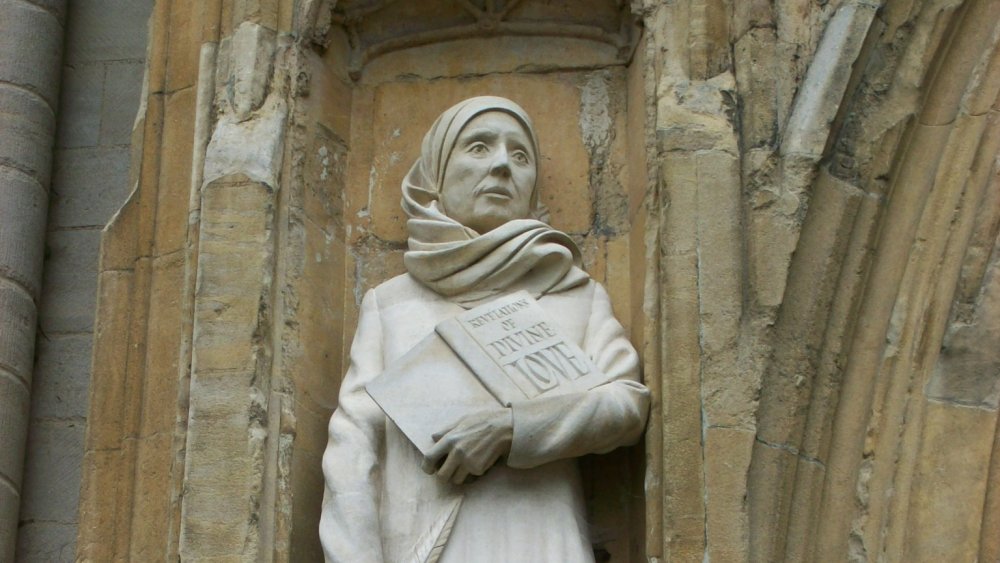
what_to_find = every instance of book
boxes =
[365,333,501,457]
[435,290,606,404]
[365,291,610,457]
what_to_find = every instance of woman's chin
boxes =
[466,212,522,234]
[464,203,532,233]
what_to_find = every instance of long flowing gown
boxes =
[320,274,649,563]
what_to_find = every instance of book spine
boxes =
[435,319,527,406]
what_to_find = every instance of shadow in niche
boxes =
[581,445,648,562]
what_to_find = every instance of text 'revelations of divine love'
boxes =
[366,291,610,456]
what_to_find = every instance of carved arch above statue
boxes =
[298,0,640,78]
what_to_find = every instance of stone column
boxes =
[0,0,65,559]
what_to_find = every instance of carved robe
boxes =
[320,274,648,562]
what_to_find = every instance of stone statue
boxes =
[320,96,650,563]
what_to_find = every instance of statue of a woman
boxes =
[320,96,649,562]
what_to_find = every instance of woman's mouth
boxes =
[477,185,513,199]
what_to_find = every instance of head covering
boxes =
[402,96,589,307]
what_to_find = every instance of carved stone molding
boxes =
[305,0,639,79]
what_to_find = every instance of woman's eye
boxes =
[469,143,488,156]
[512,151,529,165]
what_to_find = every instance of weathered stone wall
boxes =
[14,1,152,560]
[635,0,1000,560]
[72,0,212,560]
[69,0,1000,561]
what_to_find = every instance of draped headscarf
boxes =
[402,96,589,307]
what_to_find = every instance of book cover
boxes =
[365,333,501,457]
[435,290,607,404]
[366,291,610,457]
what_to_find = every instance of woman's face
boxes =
[440,111,537,233]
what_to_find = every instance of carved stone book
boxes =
[435,290,605,403]
[366,291,607,456]
[366,333,501,456]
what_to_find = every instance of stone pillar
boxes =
[0,0,65,559]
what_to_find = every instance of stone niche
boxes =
[291,0,651,560]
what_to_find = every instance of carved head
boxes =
[406,96,547,234]
[440,110,537,233]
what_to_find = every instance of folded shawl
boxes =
[401,96,589,307]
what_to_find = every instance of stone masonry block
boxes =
[14,521,76,563]
[0,282,37,383]
[0,167,48,298]
[0,370,30,487]
[17,420,85,522]
[127,432,175,558]
[37,229,100,333]
[0,481,19,563]
[135,252,184,437]
[904,402,996,562]
[695,150,742,353]
[80,270,131,454]
[734,28,778,150]
[0,0,64,106]
[31,334,92,420]
[0,86,57,186]
[63,0,153,64]
[100,61,145,146]
[49,147,130,228]
[164,0,201,92]
[56,63,103,149]
[231,21,276,119]
[705,426,753,562]
[152,87,196,256]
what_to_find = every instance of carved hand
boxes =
[421,407,514,485]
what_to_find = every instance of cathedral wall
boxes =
[15,1,152,560]
[33,1,1000,561]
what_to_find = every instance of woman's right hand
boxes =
[420,407,513,485]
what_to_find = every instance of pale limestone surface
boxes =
[321,99,649,562]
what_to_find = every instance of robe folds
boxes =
[320,274,649,563]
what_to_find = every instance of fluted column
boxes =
[0,0,66,559]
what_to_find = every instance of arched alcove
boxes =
[287,1,652,559]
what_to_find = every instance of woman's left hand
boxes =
[421,407,513,484]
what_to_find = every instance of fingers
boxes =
[421,455,440,475]
[465,445,502,478]
[440,444,501,484]
[451,466,470,485]
[436,447,463,483]
[430,450,471,485]
[434,442,482,484]
[422,434,451,474]
[421,414,510,483]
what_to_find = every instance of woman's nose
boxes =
[489,146,511,176]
